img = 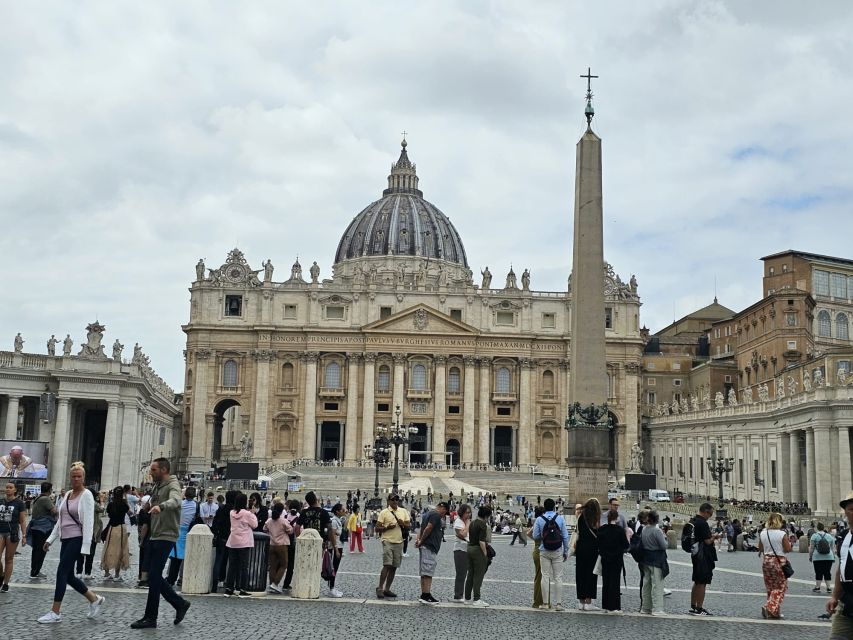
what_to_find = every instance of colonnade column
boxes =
[392,353,406,413]
[814,426,832,514]
[344,353,362,462]
[189,350,211,464]
[301,353,318,459]
[789,431,802,502]
[51,398,71,483]
[100,401,120,488]
[361,353,376,454]
[432,356,446,464]
[839,427,852,498]
[462,356,476,464]
[477,358,491,464]
[3,395,20,440]
[252,350,273,464]
[518,359,532,465]
[805,428,816,511]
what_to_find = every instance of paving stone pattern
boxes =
[2,526,833,639]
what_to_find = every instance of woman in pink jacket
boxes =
[263,501,293,594]
[224,493,257,597]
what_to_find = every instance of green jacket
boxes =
[149,477,182,542]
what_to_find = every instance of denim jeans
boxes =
[54,537,88,603]
[144,539,183,620]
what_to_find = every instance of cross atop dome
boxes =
[384,135,422,197]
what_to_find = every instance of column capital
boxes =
[519,357,536,369]
[252,349,275,361]
[57,397,71,406]
[392,352,407,365]
[559,359,570,371]
[195,349,212,360]
[346,352,364,363]
[463,355,477,367]
[300,351,319,364]
[363,352,378,364]
[478,356,492,368]
[434,355,448,366]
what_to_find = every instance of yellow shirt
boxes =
[377,506,410,544]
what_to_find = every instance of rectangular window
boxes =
[450,309,463,322]
[838,360,851,373]
[495,311,515,326]
[377,403,390,412]
[769,266,775,276]
[673,379,682,386]
[542,313,556,328]
[377,369,391,393]
[714,328,720,338]
[724,375,732,383]
[283,304,297,319]
[158,427,166,446]
[831,273,847,299]
[605,307,613,329]
[647,391,656,404]
[672,362,681,371]
[771,460,778,489]
[814,269,830,296]
[646,362,656,370]
[325,306,345,320]
[647,377,656,386]
[323,402,338,411]
[380,306,392,319]
[787,340,797,350]
[224,295,242,317]
[448,405,460,414]
[849,276,853,299]
[497,407,511,416]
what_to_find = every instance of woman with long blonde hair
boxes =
[38,462,105,624]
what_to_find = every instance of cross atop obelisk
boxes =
[580,67,598,128]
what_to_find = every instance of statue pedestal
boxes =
[624,472,657,492]
[291,529,323,599]
[565,426,610,506]
[182,524,214,594]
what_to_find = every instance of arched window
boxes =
[496,367,511,394]
[447,367,461,394]
[186,368,193,390]
[818,310,832,337]
[223,359,238,387]
[377,365,391,392]
[281,362,294,390]
[324,361,341,388]
[837,313,849,340]
[412,364,427,390]
[542,370,554,395]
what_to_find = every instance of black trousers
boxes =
[327,550,342,589]
[29,530,49,576]
[601,559,622,611]
[225,547,250,592]
[167,557,182,585]
[75,539,97,575]
[282,541,296,588]
[144,540,184,620]
[54,537,87,603]
[211,541,229,592]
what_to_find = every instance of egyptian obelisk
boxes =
[566,68,610,506]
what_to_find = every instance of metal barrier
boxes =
[246,531,270,592]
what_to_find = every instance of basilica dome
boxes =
[334,140,469,267]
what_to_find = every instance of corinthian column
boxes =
[3,395,20,440]
[478,358,491,464]
[462,356,477,464]
[51,398,71,482]
[100,401,120,487]
[518,358,533,465]
[361,353,376,453]
[345,353,362,462]
[302,353,319,459]
[392,353,406,413]
[432,356,447,464]
[189,350,212,465]
[252,350,273,463]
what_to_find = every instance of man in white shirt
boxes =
[199,492,218,527]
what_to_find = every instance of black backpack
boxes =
[816,533,832,555]
[629,526,645,563]
[541,514,563,551]
[681,521,695,553]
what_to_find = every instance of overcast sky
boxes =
[3,1,852,389]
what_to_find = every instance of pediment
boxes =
[363,304,479,335]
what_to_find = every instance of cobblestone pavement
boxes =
[2,531,833,639]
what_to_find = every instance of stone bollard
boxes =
[798,535,809,553]
[182,524,214,594]
[666,530,677,550]
[292,528,323,599]
[736,533,744,551]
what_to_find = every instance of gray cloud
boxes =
[2,0,852,387]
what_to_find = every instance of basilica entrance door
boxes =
[446,439,460,466]
[493,426,513,466]
[319,421,342,461]
[212,399,240,462]
[408,423,428,464]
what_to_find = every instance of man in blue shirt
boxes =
[532,498,569,610]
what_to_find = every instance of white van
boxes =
[648,489,671,502]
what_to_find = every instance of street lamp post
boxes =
[363,438,390,509]
[707,450,735,507]
[377,405,418,496]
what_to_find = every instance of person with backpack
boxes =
[639,509,668,615]
[531,498,569,610]
[686,502,719,616]
[810,522,835,593]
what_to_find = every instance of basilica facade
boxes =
[180,141,643,474]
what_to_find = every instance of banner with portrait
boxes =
[0,440,50,479]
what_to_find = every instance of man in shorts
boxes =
[415,502,449,605]
[689,502,719,616]
[375,494,410,599]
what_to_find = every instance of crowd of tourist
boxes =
[1,459,851,635]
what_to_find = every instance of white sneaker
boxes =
[87,595,105,619]
[579,602,587,610]
[402,553,409,558]
[663,588,672,596]
[585,603,601,611]
[451,597,465,603]
[651,610,667,617]
[38,611,62,624]
[463,599,473,605]
[553,604,565,612]
[471,599,489,607]
[113,576,124,583]
[267,585,282,594]
[330,588,343,598]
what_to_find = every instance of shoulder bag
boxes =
[766,532,794,579]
